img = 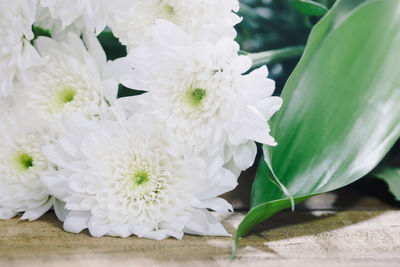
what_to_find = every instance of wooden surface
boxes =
[1,180,400,267]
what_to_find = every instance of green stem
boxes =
[249,45,305,68]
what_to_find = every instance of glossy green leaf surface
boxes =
[234,0,400,258]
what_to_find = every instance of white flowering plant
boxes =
[0,0,279,242]
[1,0,400,260]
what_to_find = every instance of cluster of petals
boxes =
[16,32,118,128]
[39,0,116,34]
[0,99,54,220]
[0,0,41,97]
[0,30,121,220]
[120,21,282,175]
[0,0,282,240]
[109,0,241,48]
[41,111,236,238]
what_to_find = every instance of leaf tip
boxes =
[231,235,239,261]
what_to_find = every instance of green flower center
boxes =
[15,152,33,171]
[160,1,176,19]
[188,87,206,106]
[165,4,175,16]
[58,87,76,104]
[52,86,78,111]
[131,171,149,188]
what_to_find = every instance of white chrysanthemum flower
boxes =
[39,0,116,34]
[0,101,54,220]
[110,0,240,48]
[120,21,282,173]
[0,0,42,97]
[41,111,236,239]
[17,32,123,129]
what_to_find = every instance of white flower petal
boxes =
[232,141,257,171]
[242,105,277,145]
[64,210,90,233]
[20,197,54,221]
[54,199,68,222]
[184,210,230,236]
[258,96,283,120]
[196,197,233,214]
[0,208,17,220]
[196,168,237,200]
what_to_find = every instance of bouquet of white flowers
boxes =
[0,0,280,240]
[2,0,400,260]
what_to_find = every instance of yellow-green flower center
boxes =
[58,87,76,104]
[160,1,176,20]
[131,170,149,188]
[165,4,175,16]
[188,87,206,106]
[15,152,33,171]
[51,86,78,111]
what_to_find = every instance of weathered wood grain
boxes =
[1,189,400,267]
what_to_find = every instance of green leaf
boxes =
[233,0,400,258]
[291,0,329,17]
[117,84,146,98]
[31,25,51,44]
[374,168,400,201]
[97,30,127,61]
[32,26,51,38]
